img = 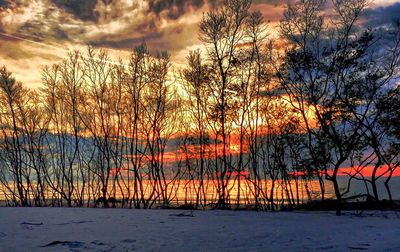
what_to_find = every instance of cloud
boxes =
[0,36,36,60]
[51,0,99,21]
[148,0,205,20]
[363,3,400,28]
[0,36,63,88]
[0,0,286,53]
[90,32,164,50]
[0,0,10,8]
[2,0,397,89]
[0,0,292,88]
[0,0,26,10]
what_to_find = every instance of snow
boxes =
[0,208,399,251]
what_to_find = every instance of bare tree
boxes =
[278,0,400,215]
[0,66,30,206]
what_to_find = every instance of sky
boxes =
[0,0,399,88]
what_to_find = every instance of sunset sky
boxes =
[0,0,399,88]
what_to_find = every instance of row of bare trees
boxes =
[0,0,399,215]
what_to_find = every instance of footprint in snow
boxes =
[121,239,137,243]
[89,240,116,251]
[21,222,43,226]
[91,240,107,246]
[347,245,370,250]
[121,239,137,251]
[317,245,335,250]
[41,240,85,249]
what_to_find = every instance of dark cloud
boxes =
[12,4,71,42]
[0,0,9,8]
[0,0,27,11]
[51,26,70,40]
[148,0,205,20]
[0,0,16,9]
[363,3,400,28]
[89,32,164,50]
[101,0,113,5]
[51,0,99,21]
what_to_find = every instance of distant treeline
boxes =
[0,0,399,215]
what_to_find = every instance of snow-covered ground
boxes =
[0,208,399,251]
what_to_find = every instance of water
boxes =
[0,178,333,206]
[2,176,398,206]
